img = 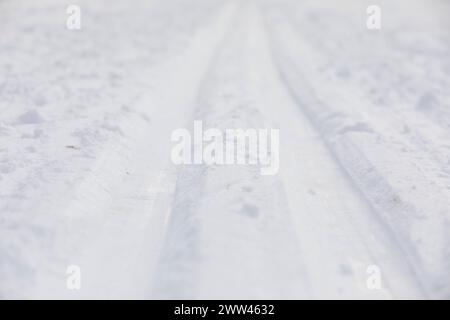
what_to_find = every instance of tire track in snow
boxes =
[261,5,428,298]
[154,3,425,299]
[0,1,237,299]
[153,4,311,299]
[57,2,239,299]
[272,2,450,297]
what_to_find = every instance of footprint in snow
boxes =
[240,204,259,218]
[15,110,46,125]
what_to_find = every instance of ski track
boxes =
[263,0,450,298]
[1,0,449,299]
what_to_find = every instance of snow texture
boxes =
[0,0,450,299]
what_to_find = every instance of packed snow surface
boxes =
[1,0,450,299]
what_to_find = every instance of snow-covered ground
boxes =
[1,0,450,299]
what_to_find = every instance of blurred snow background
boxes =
[0,0,449,299]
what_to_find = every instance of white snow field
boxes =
[1,0,450,299]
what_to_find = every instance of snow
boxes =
[1,0,450,299]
